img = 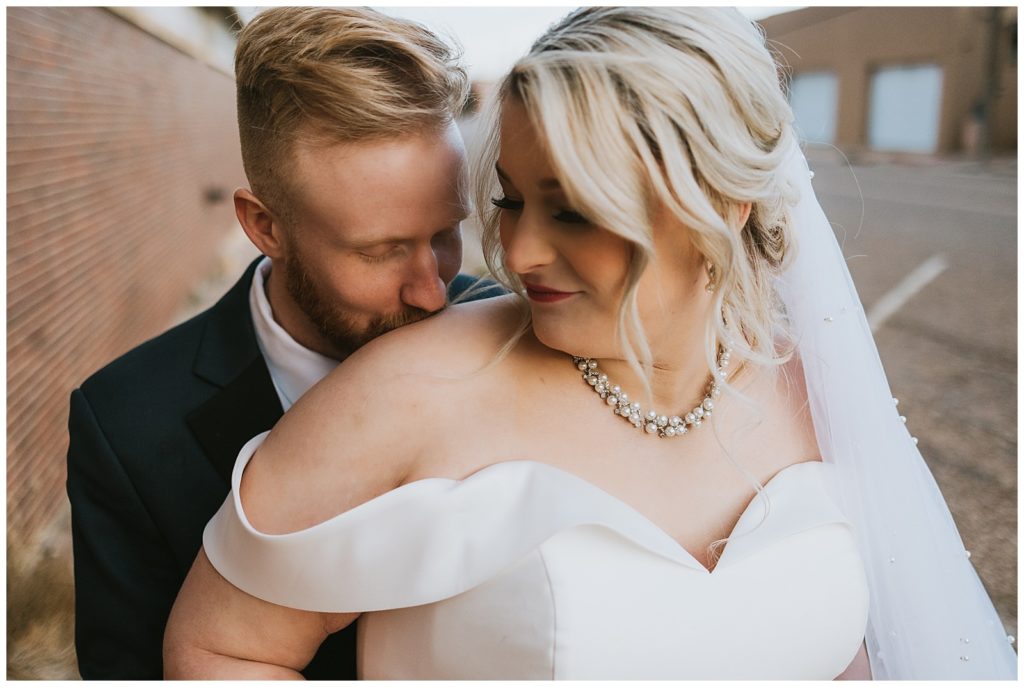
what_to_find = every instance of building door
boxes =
[789,71,838,145]
[867,64,944,153]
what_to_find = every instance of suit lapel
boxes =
[185,258,284,485]
[184,266,501,486]
[186,355,283,484]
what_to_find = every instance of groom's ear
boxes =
[234,188,286,258]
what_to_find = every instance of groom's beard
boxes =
[284,250,438,359]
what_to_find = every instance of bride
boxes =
[164,7,1015,679]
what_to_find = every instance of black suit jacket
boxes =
[66,258,498,679]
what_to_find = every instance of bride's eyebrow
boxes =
[495,163,562,191]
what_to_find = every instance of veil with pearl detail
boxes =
[777,139,1016,678]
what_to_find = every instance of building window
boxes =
[867,64,944,154]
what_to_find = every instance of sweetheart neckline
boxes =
[213,438,852,611]
[483,458,829,574]
[233,435,830,576]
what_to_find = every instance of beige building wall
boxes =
[760,7,1017,154]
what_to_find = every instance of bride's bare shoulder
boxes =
[354,293,527,374]
[241,294,526,533]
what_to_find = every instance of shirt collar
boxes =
[248,257,337,410]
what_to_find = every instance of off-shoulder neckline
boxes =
[231,432,830,576]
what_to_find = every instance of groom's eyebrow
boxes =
[346,219,468,249]
[346,236,407,248]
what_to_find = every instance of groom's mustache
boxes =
[355,303,446,346]
[371,305,440,335]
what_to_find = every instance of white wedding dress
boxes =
[205,431,869,679]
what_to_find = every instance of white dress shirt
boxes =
[248,257,337,411]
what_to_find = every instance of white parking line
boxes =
[867,254,950,332]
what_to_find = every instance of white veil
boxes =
[778,141,1017,679]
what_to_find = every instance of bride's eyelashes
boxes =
[491,196,592,226]
[552,209,590,225]
[490,195,523,211]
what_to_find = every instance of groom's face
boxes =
[280,122,468,359]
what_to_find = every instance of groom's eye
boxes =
[358,244,402,263]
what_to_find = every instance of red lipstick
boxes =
[523,282,578,303]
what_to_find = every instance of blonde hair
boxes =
[473,7,798,402]
[235,6,469,223]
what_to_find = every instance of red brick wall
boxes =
[7,7,247,546]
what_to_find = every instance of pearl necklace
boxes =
[571,347,731,438]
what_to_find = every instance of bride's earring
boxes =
[705,262,716,293]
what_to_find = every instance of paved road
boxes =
[807,149,1017,638]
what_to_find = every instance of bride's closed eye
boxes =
[490,196,523,211]
[491,196,591,226]
[552,209,589,225]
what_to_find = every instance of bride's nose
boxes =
[501,213,558,275]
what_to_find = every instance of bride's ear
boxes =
[735,202,752,232]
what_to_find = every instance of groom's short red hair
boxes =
[234,7,468,222]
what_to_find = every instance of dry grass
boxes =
[7,509,79,680]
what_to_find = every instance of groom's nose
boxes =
[400,248,448,313]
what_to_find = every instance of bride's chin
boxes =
[530,325,605,362]
[530,322,577,358]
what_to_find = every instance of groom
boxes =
[66,7,496,680]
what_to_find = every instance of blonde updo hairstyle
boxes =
[473,7,799,401]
